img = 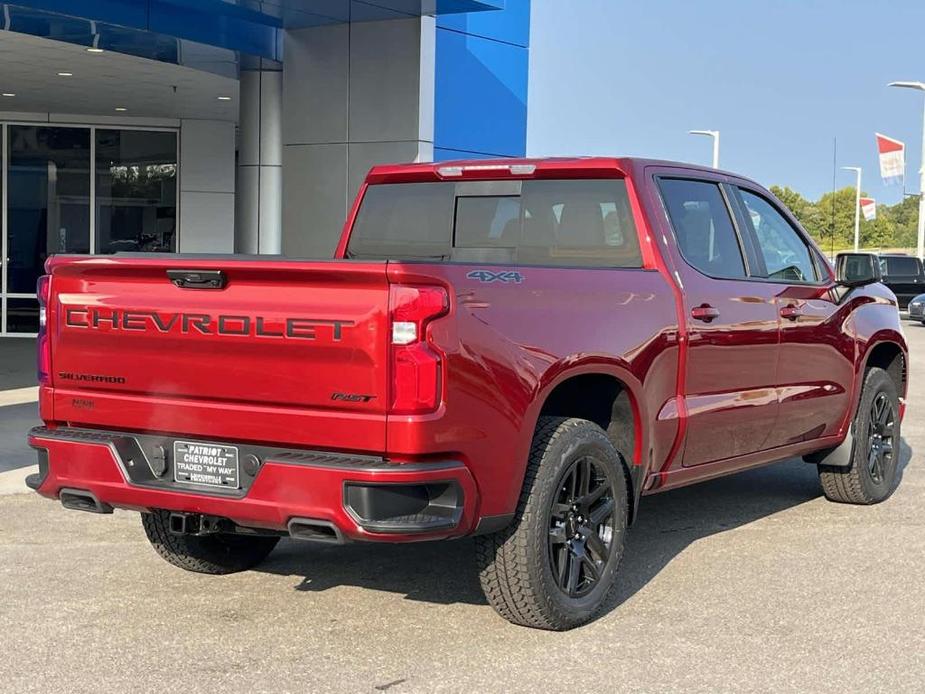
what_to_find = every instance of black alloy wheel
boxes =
[548,456,617,599]
[817,366,902,505]
[866,391,895,485]
[475,417,629,630]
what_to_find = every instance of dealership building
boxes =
[0,0,531,335]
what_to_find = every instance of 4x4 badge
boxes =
[466,270,525,284]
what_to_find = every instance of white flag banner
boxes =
[876,133,905,184]
[860,197,877,221]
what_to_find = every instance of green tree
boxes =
[886,194,919,249]
[863,208,895,249]
[768,184,918,252]
[770,185,820,237]
[769,185,811,220]
[812,187,857,249]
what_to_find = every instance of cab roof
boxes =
[364,156,730,184]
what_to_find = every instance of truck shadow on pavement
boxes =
[0,403,41,473]
[257,441,913,616]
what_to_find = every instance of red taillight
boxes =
[389,285,449,414]
[37,275,51,385]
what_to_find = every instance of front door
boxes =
[655,176,781,466]
[731,185,855,447]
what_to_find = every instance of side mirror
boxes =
[835,252,881,288]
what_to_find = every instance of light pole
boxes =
[842,166,862,252]
[887,81,925,260]
[689,130,720,169]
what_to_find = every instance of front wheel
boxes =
[818,367,901,505]
[475,417,629,630]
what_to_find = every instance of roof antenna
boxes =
[831,136,837,261]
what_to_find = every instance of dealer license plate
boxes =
[173,441,240,489]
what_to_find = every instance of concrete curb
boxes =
[0,386,38,407]
[0,465,37,495]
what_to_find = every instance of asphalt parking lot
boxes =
[1,326,923,693]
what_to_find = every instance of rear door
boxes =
[654,175,781,466]
[730,185,855,446]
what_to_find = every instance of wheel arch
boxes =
[529,360,648,523]
[808,333,908,469]
[861,337,908,401]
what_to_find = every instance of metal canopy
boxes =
[1,0,504,67]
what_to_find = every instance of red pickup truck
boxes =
[27,157,907,630]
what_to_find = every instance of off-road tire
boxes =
[818,367,901,505]
[475,416,629,630]
[142,510,279,574]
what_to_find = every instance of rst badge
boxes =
[466,270,525,284]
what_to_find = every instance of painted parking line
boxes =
[0,387,38,407]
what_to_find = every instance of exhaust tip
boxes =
[59,488,113,514]
[287,518,344,544]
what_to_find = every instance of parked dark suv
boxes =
[878,254,925,310]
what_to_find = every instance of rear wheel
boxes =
[142,510,279,574]
[818,367,901,505]
[475,417,629,630]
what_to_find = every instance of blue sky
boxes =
[527,0,925,204]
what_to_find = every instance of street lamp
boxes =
[689,130,720,169]
[842,167,862,252]
[887,81,925,260]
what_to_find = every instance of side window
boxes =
[658,178,746,279]
[738,189,817,283]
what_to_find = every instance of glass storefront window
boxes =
[2,124,178,334]
[6,126,91,294]
[95,129,177,254]
[6,298,40,333]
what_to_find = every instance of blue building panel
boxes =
[433,148,498,161]
[433,24,529,159]
[4,0,149,29]
[237,0,504,28]
[436,0,530,48]
[4,0,508,61]
[4,0,280,60]
[149,0,280,58]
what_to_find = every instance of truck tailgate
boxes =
[45,256,389,451]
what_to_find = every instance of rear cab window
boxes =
[346,179,642,268]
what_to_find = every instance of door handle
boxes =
[691,304,720,322]
[780,305,802,321]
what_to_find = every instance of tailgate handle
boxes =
[167,269,226,290]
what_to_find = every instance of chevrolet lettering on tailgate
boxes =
[63,307,354,341]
